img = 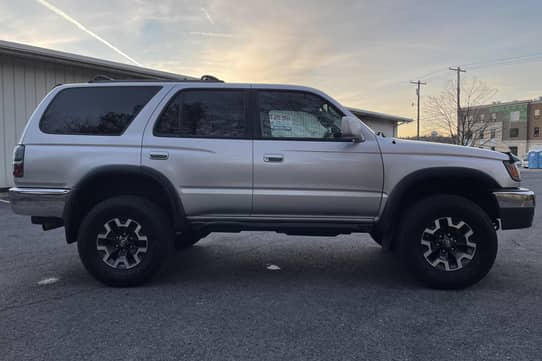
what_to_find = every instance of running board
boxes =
[190,220,373,237]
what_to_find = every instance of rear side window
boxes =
[154,89,247,138]
[40,86,161,135]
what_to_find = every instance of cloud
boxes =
[201,7,215,25]
[35,0,142,66]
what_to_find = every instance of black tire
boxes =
[77,195,174,287]
[397,195,497,289]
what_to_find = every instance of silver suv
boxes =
[9,79,535,288]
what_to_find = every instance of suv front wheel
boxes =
[77,196,173,287]
[398,195,498,289]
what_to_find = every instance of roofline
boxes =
[0,40,196,81]
[347,107,413,124]
[466,99,532,110]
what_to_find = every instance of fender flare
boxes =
[376,167,501,249]
[63,165,185,243]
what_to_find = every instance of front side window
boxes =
[258,91,344,140]
[154,89,247,138]
[40,86,160,135]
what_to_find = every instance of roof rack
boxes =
[89,74,224,83]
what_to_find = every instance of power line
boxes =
[461,51,542,68]
[410,80,427,140]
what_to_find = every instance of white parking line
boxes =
[37,277,60,285]
[0,199,9,204]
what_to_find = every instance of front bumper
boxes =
[493,188,535,230]
[9,187,70,218]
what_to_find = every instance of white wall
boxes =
[362,119,397,137]
[0,54,136,188]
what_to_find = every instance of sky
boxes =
[1,0,542,136]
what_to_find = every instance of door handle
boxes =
[149,151,169,160]
[263,154,284,162]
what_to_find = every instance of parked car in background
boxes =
[8,79,536,289]
[510,154,522,169]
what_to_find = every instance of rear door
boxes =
[142,85,253,218]
[252,88,383,220]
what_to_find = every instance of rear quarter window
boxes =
[40,86,161,135]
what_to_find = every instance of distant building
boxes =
[348,108,413,137]
[463,99,542,159]
[0,40,193,188]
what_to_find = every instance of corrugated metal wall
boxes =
[0,54,131,188]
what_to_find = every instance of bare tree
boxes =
[424,79,497,146]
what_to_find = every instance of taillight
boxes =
[13,145,25,178]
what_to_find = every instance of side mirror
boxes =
[340,116,364,143]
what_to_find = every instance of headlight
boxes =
[503,160,521,182]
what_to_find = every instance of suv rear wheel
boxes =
[77,196,173,287]
[398,195,498,289]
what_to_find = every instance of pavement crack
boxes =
[0,289,93,314]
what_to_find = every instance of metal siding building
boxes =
[348,107,413,137]
[0,40,192,188]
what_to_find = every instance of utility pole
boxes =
[410,80,426,140]
[449,66,467,144]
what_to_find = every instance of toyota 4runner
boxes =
[9,79,535,288]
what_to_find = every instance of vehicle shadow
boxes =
[155,234,420,290]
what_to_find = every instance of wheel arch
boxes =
[376,167,501,250]
[64,165,185,244]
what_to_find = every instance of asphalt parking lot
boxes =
[1,171,541,361]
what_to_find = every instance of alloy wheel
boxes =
[420,217,477,271]
[96,218,149,269]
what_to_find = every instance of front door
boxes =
[252,89,383,220]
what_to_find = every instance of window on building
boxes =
[257,90,344,140]
[510,111,520,122]
[480,114,485,121]
[509,146,518,155]
[510,128,519,137]
[468,115,474,122]
[535,127,540,137]
[535,109,541,118]
[40,86,161,135]
[491,129,496,139]
[479,130,484,139]
[154,89,247,138]
[491,113,497,121]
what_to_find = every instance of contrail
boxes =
[35,0,142,66]
[187,31,234,38]
[201,7,215,25]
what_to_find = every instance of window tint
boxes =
[258,91,344,139]
[154,90,247,138]
[40,86,160,135]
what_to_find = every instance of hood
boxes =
[376,137,509,161]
